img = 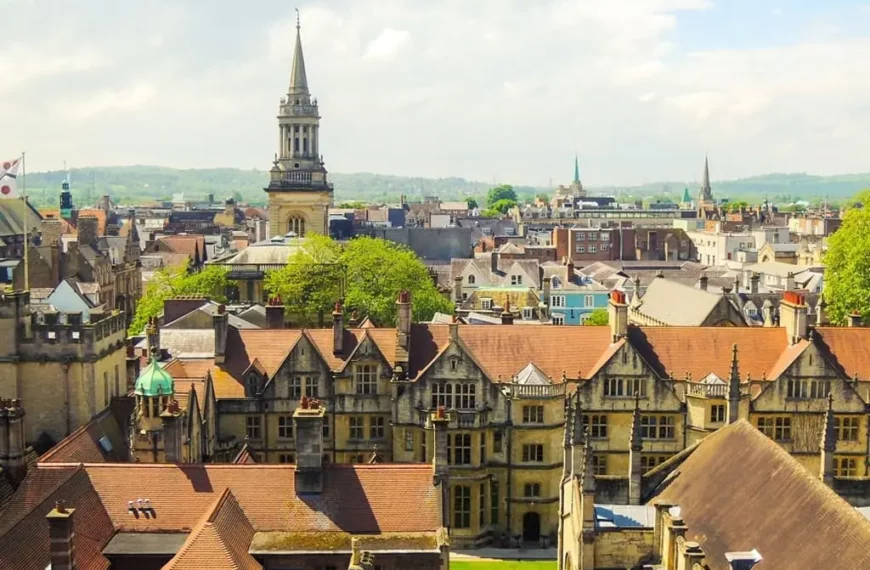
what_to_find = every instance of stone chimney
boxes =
[699,274,708,291]
[608,290,628,342]
[332,301,344,354]
[628,393,643,505]
[750,272,759,294]
[294,397,326,494]
[542,277,551,316]
[431,407,450,528]
[725,550,763,570]
[848,311,862,327]
[490,250,499,275]
[395,290,411,358]
[728,344,741,424]
[41,217,63,248]
[77,216,99,248]
[820,393,836,488]
[453,276,463,304]
[46,501,76,570]
[160,399,184,463]
[785,272,795,291]
[566,258,575,283]
[733,275,740,294]
[780,291,808,344]
[500,301,514,325]
[266,295,284,329]
[0,399,27,483]
[213,304,229,364]
[816,299,827,326]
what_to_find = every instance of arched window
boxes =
[288,217,306,237]
[467,274,476,285]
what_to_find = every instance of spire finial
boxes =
[295,7,300,30]
[573,153,580,184]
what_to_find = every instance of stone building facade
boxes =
[155,289,870,548]
[0,291,127,444]
[265,18,333,237]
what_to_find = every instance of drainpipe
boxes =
[505,397,514,540]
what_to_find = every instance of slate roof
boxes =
[649,420,870,570]
[0,198,43,238]
[633,278,734,326]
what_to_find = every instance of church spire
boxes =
[700,154,713,202]
[288,9,309,94]
[573,154,580,185]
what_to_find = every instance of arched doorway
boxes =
[522,511,541,542]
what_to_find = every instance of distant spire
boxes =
[700,155,713,202]
[573,154,580,184]
[288,9,309,94]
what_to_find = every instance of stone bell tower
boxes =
[265,11,334,238]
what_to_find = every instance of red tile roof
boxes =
[629,327,789,381]
[41,463,440,535]
[815,328,870,380]
[163,488,261,570]
[39,408,127,464]
[0,468,115,570]
[159,235,206,258]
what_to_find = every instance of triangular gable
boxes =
[359,316,376,328]
[336,330,392,374]
[514,362,552,385]
[460,260,492,286]
[504,261,538,287]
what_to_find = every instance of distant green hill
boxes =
[19,166,870,209]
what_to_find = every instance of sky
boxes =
[4,0,870,187]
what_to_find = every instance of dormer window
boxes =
[481,298,493,311]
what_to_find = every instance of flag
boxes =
[0,158,21,198]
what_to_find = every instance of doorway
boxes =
[522,511,541,542]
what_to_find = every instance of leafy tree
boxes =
[824,201,870,324]
[466,198,479,210]
[339,201,367,209]
[727,200,749,212]
[129,265,233,334]
[535,193,550,203]
[584,308,609,326]
[265,235,452,326]
[486,184,517,207]
[485,198,518,216]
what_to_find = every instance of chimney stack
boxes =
[213,304,228,364]
[47,501,76,570]
[566,258,575,283]
[396,291,411,358]
[724,550,763,570]
[0,399,27,483]
[453,276,463,305]
[785,272,795,291]
[750,272,759,294]
[77,216,99,248]
[608,290,628,342]
[848,311,862,327]
[266,295,285,329]
[699,274,708,291]
[160,399,184,463]
[780,291,808,344]
[490,250,499,275]
[431,407,450,528]
[294,397,326,494]
[41,218,63,248]
[500,301,514,325]
[733,275,740,294]
[332,301,344,355]
[542,277,551,318]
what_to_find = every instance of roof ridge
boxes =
[0,466,84,537]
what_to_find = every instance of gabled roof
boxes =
[634,278,727,326]
[40,405,130,464]
[163,488,261,570]
[649,420,870,570]
[514,363,551,385]
[815,328,870,380]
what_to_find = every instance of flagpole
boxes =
[22,151,29,291]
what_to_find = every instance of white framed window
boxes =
[589,244,597,253]
[576,244,585,253]
[584,295,594,308]
[481,298,492,310]
[551,295,566,308]
[575,232,585,241]
[600,232,610,241]
[354,364,378,395]
[552,314,565,325]
[511,275,523,285]
[522,307,533,320]
[467,274,476,285]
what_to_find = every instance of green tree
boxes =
[264,235,452,326]
[584,308,609,326]
[339,201,367,209]
[466,198,478,209]
[486,184,517,207]
[824,201,870,324]
[263,234,343,326]
[129,265,233,334]
[484,198,518,217]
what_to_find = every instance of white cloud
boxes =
[3,0,870,185]
[363,28,411,60]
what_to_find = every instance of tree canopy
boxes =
[129,265,233,334]
[466,198,479,210]
[484,198,518,217]
[824,197,870,324]
[264,235,453,326]
[583,308,609,326]
[486,184,517,207]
